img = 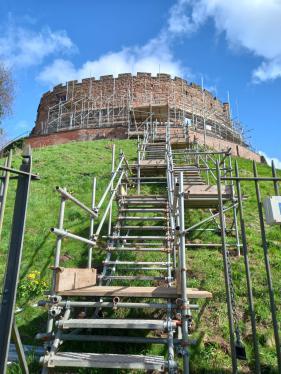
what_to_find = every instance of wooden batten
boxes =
[55,267,97,292]
[57,285,212,299]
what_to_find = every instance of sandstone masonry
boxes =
[26,72,260,162]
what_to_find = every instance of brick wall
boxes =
[189,130,261,162]
[33,72,230,136]
[25,126,261,163]
[26,127,127,148]
[28,72,260,161]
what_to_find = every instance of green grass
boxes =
[1,139,281,373]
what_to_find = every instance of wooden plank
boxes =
[60,319,175,330]
[44,352,166,370]
[57,286,212,299]
[55,268,97,292]
[184,184,231,196]
[139,160,166,167]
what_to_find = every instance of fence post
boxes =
[0,146,32,373]
[0,149,12,237]
[253,161,281,372]
[235,161,260,373]
[178,172,189,374]
[216,161,237,373]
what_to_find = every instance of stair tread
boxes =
[42,352,166,370]
[103,261,170,265]
[59,318,176,330]
[57,285,213,298]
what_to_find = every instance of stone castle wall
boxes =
[27,72,261,162]
[33,72,230,135]
[26,127,127,148]
[25,126,260,162]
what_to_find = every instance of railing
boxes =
[50,147,132,279]
[164,120,190,371]
[136,122,156,193]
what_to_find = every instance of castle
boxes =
[26,73,260,161]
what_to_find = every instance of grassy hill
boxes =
[1,139,280,373]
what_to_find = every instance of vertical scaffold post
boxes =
[47,188,66,336]
[0,146,32,373]
[137,142,141,194]
[52,191,66,289]
[216,161,237,373]
[88,177,96,268]
[253,161,281,372]
[178,172,189,374]
[108,144,115,235]
[229,156,240,256]
[235,161,260,373]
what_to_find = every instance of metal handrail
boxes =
[56,186,98,217]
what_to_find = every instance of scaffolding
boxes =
[41,78,250,149]
[37,117,256,373]
[0,119,276,373]
[44,91,131,134]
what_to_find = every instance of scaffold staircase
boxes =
[38,122,238,373]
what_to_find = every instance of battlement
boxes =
[33,72,229,137]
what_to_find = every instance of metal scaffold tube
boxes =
[96,155,125,210]
[178,172,190,374]
[235,161,260,373]
[216,161,238,373]
[55,186,98,217]
[88,177,96,268]
[253,161,281,372]
[39,104,268,373]
[107,144,115,236]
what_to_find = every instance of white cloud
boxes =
[168,0,207,34]
[167,0,281,83]
[259,151,281,169]
[38,0,281,85]
[37,33,184,86]
[253,57,281,82]
[0,18,76,69]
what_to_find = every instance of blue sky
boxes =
[1,0,281,165]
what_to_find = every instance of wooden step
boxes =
[119,208,167,213]
[41,352,166,371]
[122,202,167,206]
[98,275,167,281]
[58,319,177,330]
[120,226,167,230]
[103,261,170,266]
[184,184,232,208]
[105,235,168,240]
[106,247,170,252]
[118,216,166,221]
[57,286,213,299]
[122,196,167,200]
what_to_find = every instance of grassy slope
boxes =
[1,139,280,373]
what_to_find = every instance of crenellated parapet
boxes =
[33,73,230,135]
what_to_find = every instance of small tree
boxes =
[0,63,14,143]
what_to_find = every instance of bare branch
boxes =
[0,63,14,121]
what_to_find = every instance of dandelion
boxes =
[27,273,36,280]
[18,269,48,301]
